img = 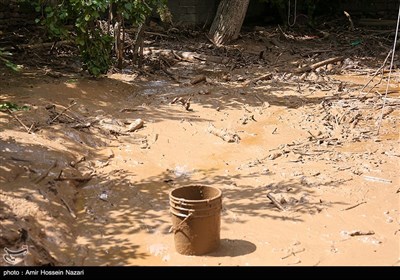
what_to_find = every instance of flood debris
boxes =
[126,119,144,132]
[267,192,286,211]
[343,230,375,237]
[60,197,77,219]
[170,97,191,111]
[341,201,367,211]
[190,74,207,85]
[33,160,57,184]
[99,191,108,201]
[207,123,240,143]
[7,109,32,133]
[363,175,392,184]
[49,101,77,124]
[97,118,144,134]
[268,152,283,160]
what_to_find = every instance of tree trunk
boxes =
[208,0,250,46]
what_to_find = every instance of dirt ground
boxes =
[0,23,399,266]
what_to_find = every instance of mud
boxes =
[1,26,399,266]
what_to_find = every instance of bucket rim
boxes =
[169,185,222,203]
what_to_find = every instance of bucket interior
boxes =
[170,185,221,201]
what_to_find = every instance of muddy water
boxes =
[1,72,399,266]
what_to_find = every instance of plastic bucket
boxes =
[169,185,222,255]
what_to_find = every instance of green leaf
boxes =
[0,102,29,111]
[124,3,133,11]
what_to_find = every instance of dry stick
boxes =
[145,31,170,38]
[294,56,344,74]
[267,192,286,211]
[344,11,355,31]
[363,175,392,183]
[7,109,31,133]
[33,160,57,184]
[49,102,77,124]
[349,230,375,237]
[10,156,31,162]
[360,50,392,93]
[243,73,273,86]
[59,197,77,219]
[307,130,318,141]
[190,75,206,85]
[207,123,240,143]
[27,123,35,134]
[54,176,93,182]
[341,201,366,211]
[254,94,264,103]
[378,6,400,135]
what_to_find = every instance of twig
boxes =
[294,56,344,74]
[341,201,366,211]
[363,175,392,184]
[307,130,318,141]
[343,11,355,31]
[54,175,93,182]
[7,109,31,133]
[267,192,286,211]
[377,7,400,135]
[360,50,392,93]
[243,73,273,86]
[60,197,77,219]
[349,230,374,237]
[27,123,35,133]
[33,160,57,184]
[49,101,77,124]
[10,156,31,162]
[281,248,305,259]
[144,31,170,38]
[254,94,264,103]
[119,108,143,113]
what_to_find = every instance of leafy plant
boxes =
[31,0,167,76]
[0,102,30,111]
[0,48,20,71]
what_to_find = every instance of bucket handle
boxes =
[169,211,193,233]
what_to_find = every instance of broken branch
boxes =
[267,192,286,211]
[49,101,77,124]
[295,57,344,74]
[33,160,57,184]
[341,201,366,211]
[207,123,240,143]
[7,109,31,133]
